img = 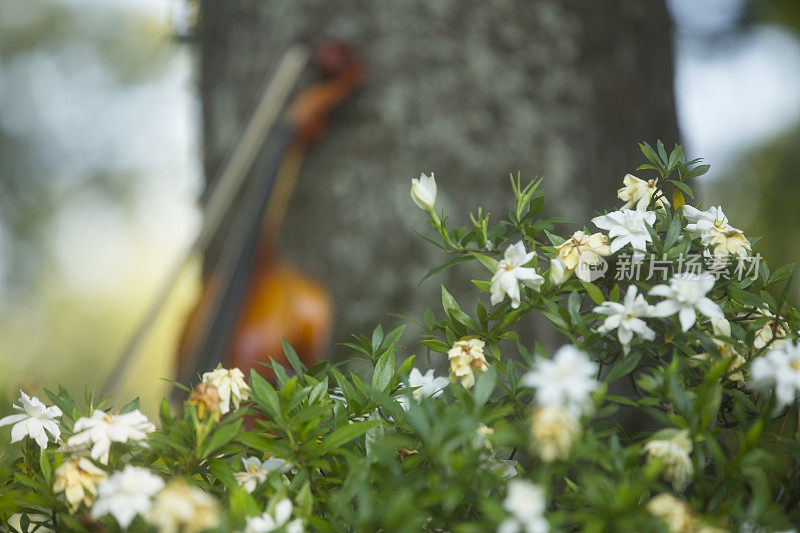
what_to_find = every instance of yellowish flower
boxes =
[751,308,788,351]
[690,318,745,383]
[549,230,612,284]
[646,494,694,533]
[618,174,669,211]
[529,405,580,462]
[201,367,250,414]
[646,494,727,533]
[189,382,221,422]
[447,338,488,389]
[643,430,694,490]
[683,205,750,260]
[53,456,107,513]
[473,423,494,450]
[147,480,219,533]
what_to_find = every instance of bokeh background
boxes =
[1,0,799,415]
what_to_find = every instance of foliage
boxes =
[2,141,800,532]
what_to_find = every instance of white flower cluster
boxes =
[498,479,549,533]
[201,366,251,414]
[0,366,264,528]
[682,205,751,260]
[642,430,694,490]
[522,345,598,462]
[594,285,655,355]
[66,409,156,464]
[0,390,62,449]
[523,345,598,418]
[490,241,544,309]
[398,367,449,409]
[235,455,293,493]
[749,341,800,408]
[244,498,304,533]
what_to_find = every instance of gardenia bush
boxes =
[2,141,800,532]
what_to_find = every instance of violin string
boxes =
[100,44,310,396]
[176,128,293,384]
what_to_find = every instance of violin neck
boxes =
[178,127,294,383]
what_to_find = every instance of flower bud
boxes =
[410,172,437,212]
[190,382,221,422]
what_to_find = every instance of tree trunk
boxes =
[198,0,680,356]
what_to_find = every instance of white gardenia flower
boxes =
[410,172,437,212]
[398,368,449,410]
[234,456,293,493]
[529,405,580,463]
[147,479,219,533]
[549,230,612,284]
[91,465,164,528]
[642,430,694,490]
[646,494,695,533]
[594,285,655,354]
[244,499,303,533]
[617,174,669,211]
[750,341,800,408]
[682,205,751,259]
[650,273,724,332]
[53,456,107,512]
[0,390,62,450]
[490,241,544,309]
[591,208,656,256]
[497,479,549,533]
[522,345,599,418]
[67,409,156,464]
[201,367,251,414]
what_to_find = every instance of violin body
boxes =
[176,254,331,381]
[226,255,332,380]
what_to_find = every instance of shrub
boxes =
[2,141,799,532]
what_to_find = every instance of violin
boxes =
[174,42,364,383]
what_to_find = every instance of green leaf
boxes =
[544,230,565,246]
[38,450,51,484]
[669,180,694,199]
[320,420,379,454]
[421,339,451,353]
[282,338,306,376]
[420,255,474,284]
[639,141,660,167]
[381,324,406,351]
[472,279,492,293]
[581,281,604,305]
[664,211,683,249]
[203,418,243,456]
[441,284,477,328]
[768,263,794,286]
[470,252,499,273]
[296,481,313,519]
[604,351,644,383]
[250,370,281,417]
[657,139,668,165]
[472,367,496,407]
[372,349,395,392]
[399,355,416,377]
[371,324,384,353]
[118,397,140,414]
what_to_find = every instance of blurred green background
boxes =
[1,0,799,417]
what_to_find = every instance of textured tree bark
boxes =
[199,0,680,355]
